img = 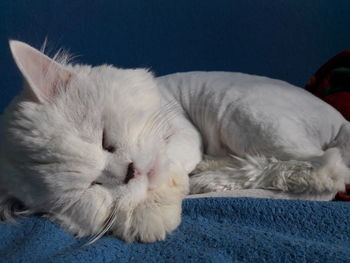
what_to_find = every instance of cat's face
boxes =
[0,41,188,242]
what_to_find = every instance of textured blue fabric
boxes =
[1,1,350,111]
[0,198,349,263]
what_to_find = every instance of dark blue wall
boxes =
[1,0,350,111]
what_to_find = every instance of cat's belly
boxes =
[157,72,346,159]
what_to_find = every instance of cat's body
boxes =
[158,72,350,194]
[0,41,349,243]
[159,71,344,158]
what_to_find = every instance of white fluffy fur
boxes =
[0,41,349,243]
[0,41,189,243]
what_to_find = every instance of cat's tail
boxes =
[189,147,350,195]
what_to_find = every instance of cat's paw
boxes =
[126,195,183,243]
[111,164,189,243]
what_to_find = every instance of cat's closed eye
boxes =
[102,130,116,153]
[91,181,103,186]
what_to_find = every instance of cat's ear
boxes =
[9,40,73,103]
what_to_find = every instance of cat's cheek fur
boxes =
[110,163,189,243]
[47,186,115,238]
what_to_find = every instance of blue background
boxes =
[0,0,350,111]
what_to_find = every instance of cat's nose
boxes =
[124,162,135,184]
[124,162,144,184]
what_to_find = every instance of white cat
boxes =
[0,41,349,243]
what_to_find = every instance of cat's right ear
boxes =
[9,40,73,103]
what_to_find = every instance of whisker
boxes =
[141,100,179,138]
[83,202,119,246]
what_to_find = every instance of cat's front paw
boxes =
[111,164,189,243]
[126,195,182,243]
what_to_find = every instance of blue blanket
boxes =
[0,198,349,263]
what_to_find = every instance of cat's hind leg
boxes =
[189,155,243,193]
[189,149,349,195]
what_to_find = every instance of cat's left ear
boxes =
[9,40,73,103]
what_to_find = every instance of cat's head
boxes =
[0,41,188,242]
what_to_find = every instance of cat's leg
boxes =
[189,105,350,195]
[189,149,349,195]
[189,155,243,193]
[165,116,203,175]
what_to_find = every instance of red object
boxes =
[323,92,350,120]
[335,186,350,201]
[305,50,350,122]
[305,50,350,99]
[306,51,350,201]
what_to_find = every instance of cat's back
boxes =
[156,71,341,119]
[156,71,315,106]
[156,71,346,156]
[157,71,297,94]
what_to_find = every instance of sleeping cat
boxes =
[0,41,349,243]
